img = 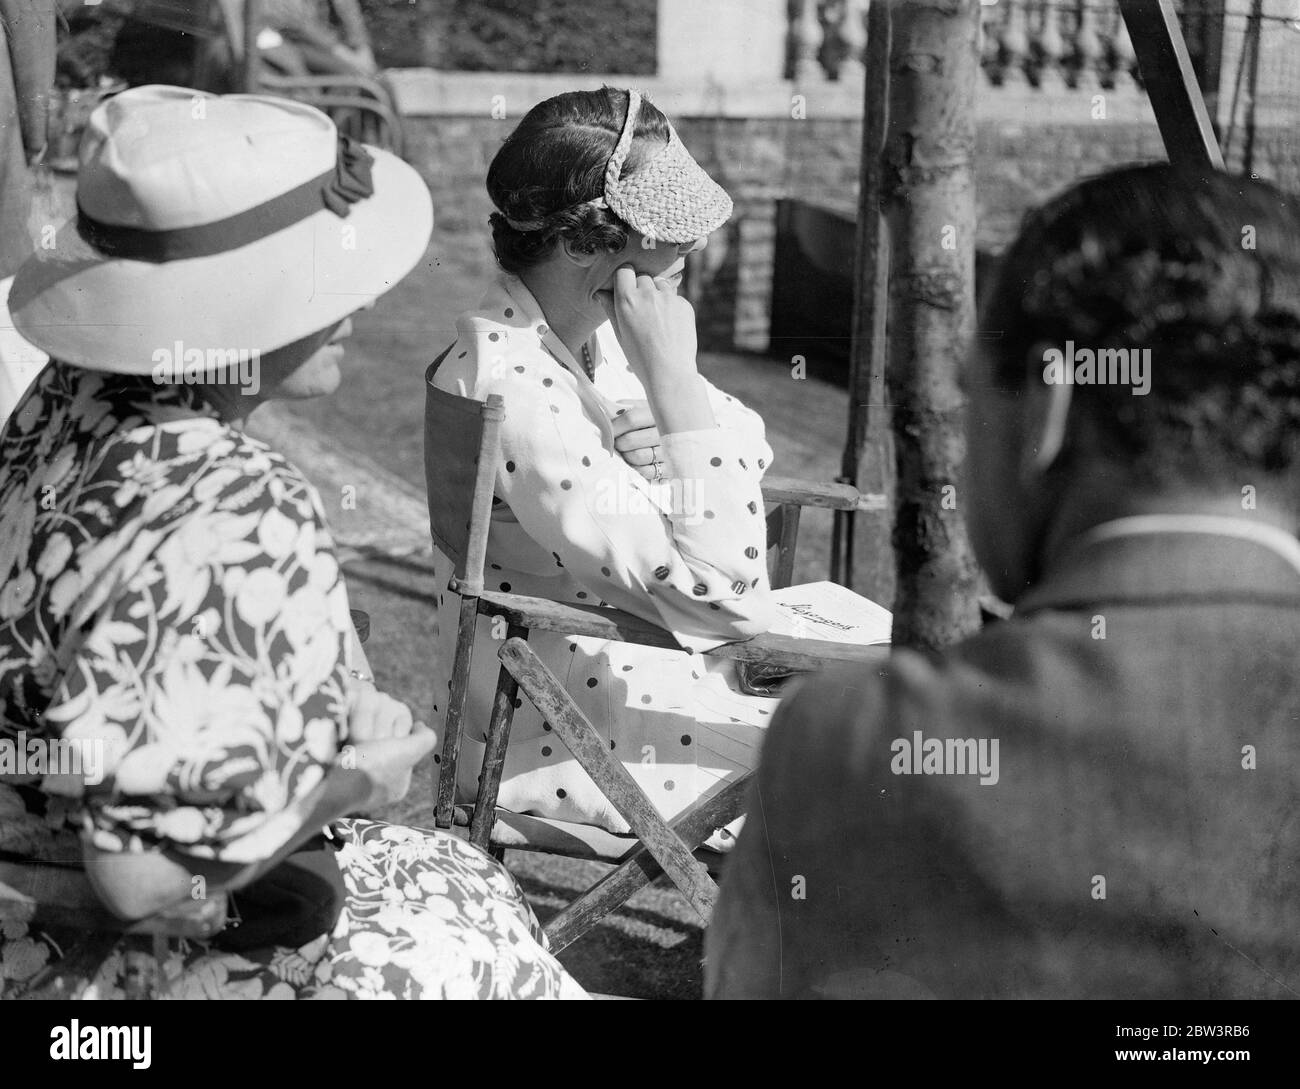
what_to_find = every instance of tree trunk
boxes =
[837,0,894,607]
[883,0,981,652]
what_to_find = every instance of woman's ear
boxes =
[560,238,599,267]
[1020,341,1072,481]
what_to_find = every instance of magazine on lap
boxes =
[768,581,893,645]
[736,582,891,696]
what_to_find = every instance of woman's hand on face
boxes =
[611,401,664,481]
[596,265,699,389]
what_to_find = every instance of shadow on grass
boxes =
[345,565,442,610]
[509,856,706,1000]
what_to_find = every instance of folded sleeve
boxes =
[40,455,354,864]
[484,346,779,649]
[701,376,774,475]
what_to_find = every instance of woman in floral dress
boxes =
[0,86,584,999]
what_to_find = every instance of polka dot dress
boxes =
[428,274,782,851]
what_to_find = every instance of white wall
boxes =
[655,0,789,85]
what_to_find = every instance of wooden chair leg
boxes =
[543,772,754,954]
[152,933,170,1000]
[774,501,801,590]
[497,637,719,922]
[437,595,482,829]
[468,623,527,852]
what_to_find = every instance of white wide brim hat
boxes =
[10,85,433,374]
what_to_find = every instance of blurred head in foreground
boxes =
[968,164,1300,601]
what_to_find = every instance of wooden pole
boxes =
[1117,0,1224,169]
[1197,0,1228,135]
[1242,0,1263,176]
[882,0,981,652]
[832,0,891,594]
[241,0,263,94]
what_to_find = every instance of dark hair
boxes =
[980,163,1300,486]
[486,87,671,275]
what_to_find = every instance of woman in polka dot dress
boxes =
[428,87,781,851]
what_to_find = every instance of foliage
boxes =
[55,1,657,88]
[358,0,656,73]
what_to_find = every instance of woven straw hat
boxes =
[599,89,732,244]
[504,88,732,245]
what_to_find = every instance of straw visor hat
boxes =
[11,85,433,374]
[596,89,732,245]
[502,88,732,246]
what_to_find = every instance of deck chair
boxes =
[423,349,887,951]
[225,0,406,155]
[125,0,406,155]
[0,858,228,999]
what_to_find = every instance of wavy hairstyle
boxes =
[980,163,1300,485]
[485,87,671,275]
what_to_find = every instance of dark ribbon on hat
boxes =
[76,135,376,264]
[322,135,374,215]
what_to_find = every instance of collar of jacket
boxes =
[1016,524,1300,615]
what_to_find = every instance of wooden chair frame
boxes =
[228,0,406,155]
[424,352,887,951]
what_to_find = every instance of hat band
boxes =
[75,134,375,264]
[497,90,640,234]
[603,89,642,197]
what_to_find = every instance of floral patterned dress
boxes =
[0,361,586,999]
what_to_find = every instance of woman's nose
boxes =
[679,236,707,255]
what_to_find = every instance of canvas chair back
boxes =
[423,349,504,595]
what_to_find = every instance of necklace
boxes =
[541,336,596,381]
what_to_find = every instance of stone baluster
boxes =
[1034,0,1067,90]
[998,0,1031,87]
[790,0,826,83]
[980,0,1002,82]
[1108,2,1138,90]
[837,0,868,82]
[1073,0,1105,91]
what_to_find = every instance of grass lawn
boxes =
[279,220,867,998]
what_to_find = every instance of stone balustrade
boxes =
[789,0,1142,91]
[383,1,1300,357]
